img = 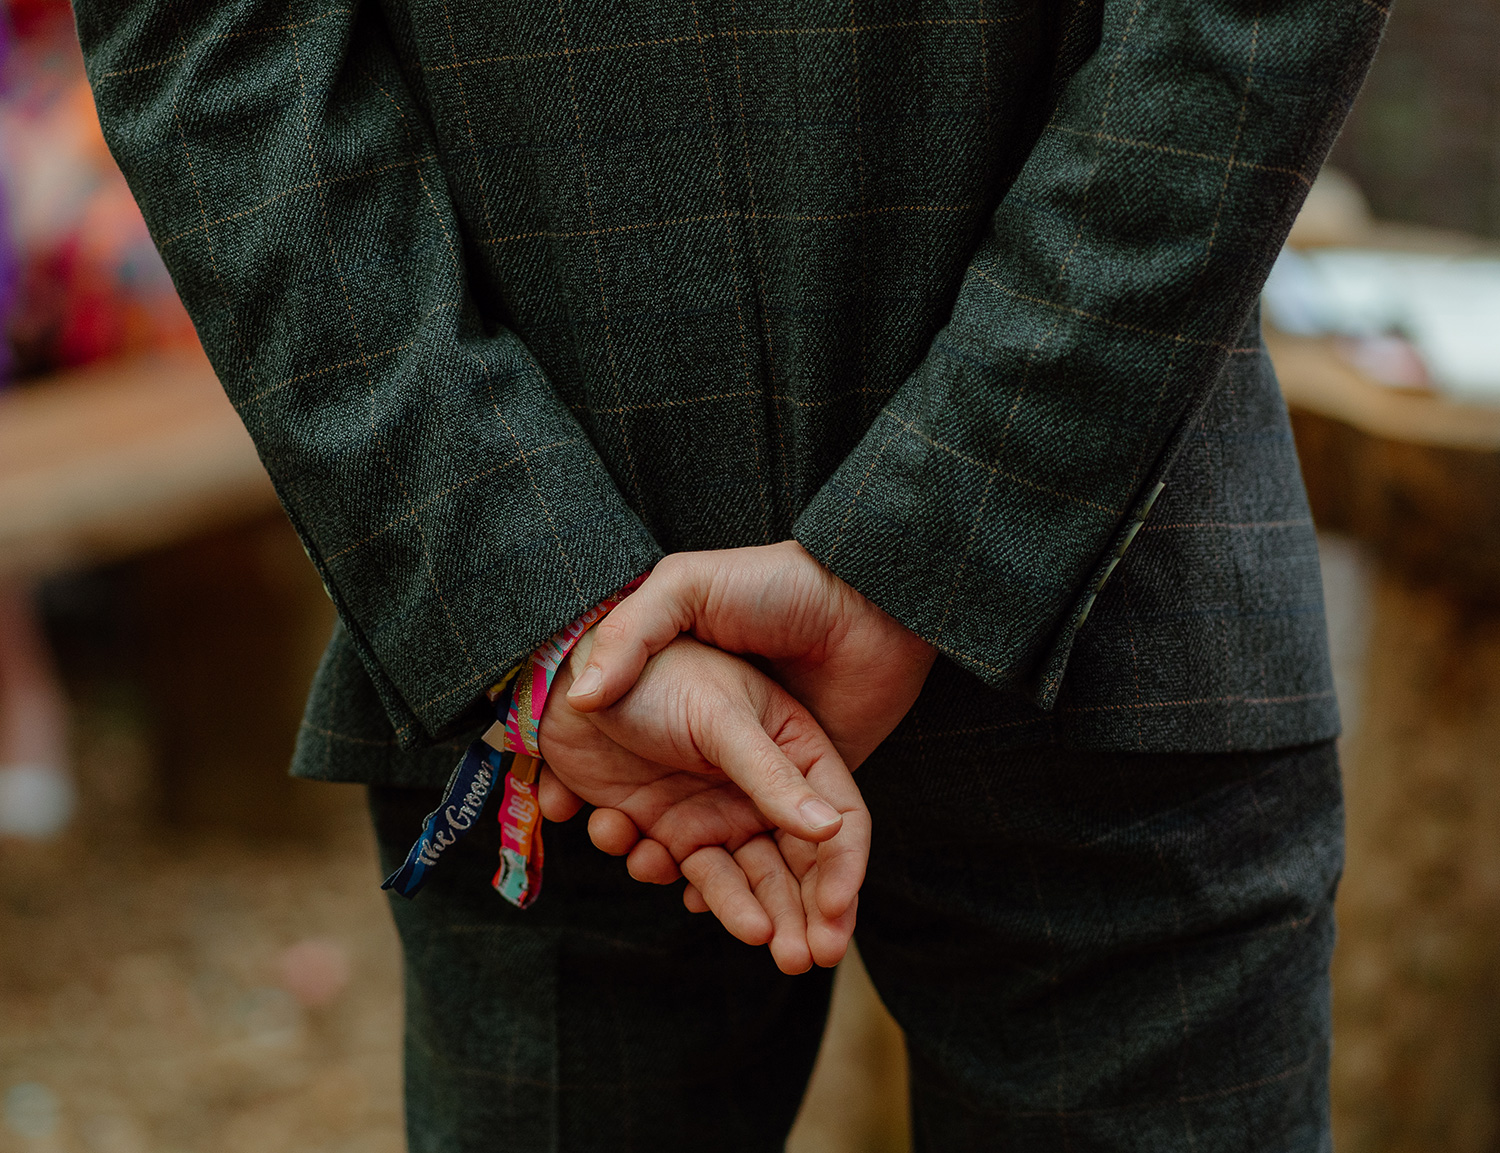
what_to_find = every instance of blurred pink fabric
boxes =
[1,0,195,379]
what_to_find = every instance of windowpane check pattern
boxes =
[76,0,1383,767]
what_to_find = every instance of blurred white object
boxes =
[1317,533,1375,758]
[0,762,75,837]
[1264,247,1500,401]
[3,1082,60,1140]
[0,582,74,840]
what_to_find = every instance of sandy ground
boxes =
[0,515,910,1153]
[0,531,1393,1153]
[0,726,907,1153]
[0,779,405,1153]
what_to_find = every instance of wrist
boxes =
[503,578,644,758]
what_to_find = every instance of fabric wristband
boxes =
[501,573,648,758]
[491,573,647,908]
[381,667,520,899]
[381,573,648,906]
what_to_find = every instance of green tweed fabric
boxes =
[75,0,1385,777]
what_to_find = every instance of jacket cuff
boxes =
[334,504,662,750]
[494,573,650,758]
[792,396,1159,707]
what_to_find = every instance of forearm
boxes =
[795,0,1386,703]
[76,1,661,742]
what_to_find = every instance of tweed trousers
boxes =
[370,735,1342,1153]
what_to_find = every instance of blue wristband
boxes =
[382,682,516,899]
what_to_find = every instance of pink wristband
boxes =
[500,573,648,758]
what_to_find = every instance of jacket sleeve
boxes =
[74,2,663,746]
[792,0,1387,705]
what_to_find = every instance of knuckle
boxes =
[653,552,689,586]
[753,749,807,793]
[591,612,633,647]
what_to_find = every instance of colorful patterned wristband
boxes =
[487,573,648,908]
[381,573,648,908]
[499,572,648,759]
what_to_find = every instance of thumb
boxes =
[695,684,850,844]
[565,559,701,712]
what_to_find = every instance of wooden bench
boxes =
[0,347,277,580]
[0,349,333,836]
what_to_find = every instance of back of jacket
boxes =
[75,0,1382,781]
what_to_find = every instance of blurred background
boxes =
[3,1,1500,1150]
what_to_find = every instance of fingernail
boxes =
[799,798,841,830]
[569,665,603,698]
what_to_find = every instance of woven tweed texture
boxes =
[75,0,1385,773]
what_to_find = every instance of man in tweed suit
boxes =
[76,0,1385,1147]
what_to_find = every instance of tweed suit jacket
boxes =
[76,0,1385,784]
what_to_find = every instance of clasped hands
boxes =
[534,541,935,975]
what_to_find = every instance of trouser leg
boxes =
[368,787,835,1153]
[854,738,1343,1153]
